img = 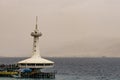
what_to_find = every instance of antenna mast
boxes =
[36,16,38,29]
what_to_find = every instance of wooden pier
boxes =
[0,64,56,78]
[21,72,55,78]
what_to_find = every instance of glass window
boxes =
[21,64,26,66]
[36,64,44,66]
[45,64,53,66]
[27,64,35,66]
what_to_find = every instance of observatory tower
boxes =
[18,17,54,69]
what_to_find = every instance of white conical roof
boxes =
[18,57,54,64]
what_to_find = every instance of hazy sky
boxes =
[0,0,120,57]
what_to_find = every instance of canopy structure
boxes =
[18,17,54,69]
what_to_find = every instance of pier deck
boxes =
[0,64,56,78]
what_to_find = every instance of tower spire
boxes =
[36,16,38,29]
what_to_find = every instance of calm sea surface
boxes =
[0,57,120,80]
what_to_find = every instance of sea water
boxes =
[0,57,120,80]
